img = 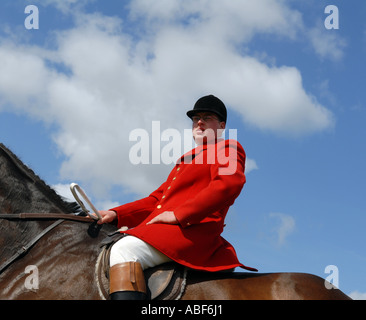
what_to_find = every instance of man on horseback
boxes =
[98,95,257,300]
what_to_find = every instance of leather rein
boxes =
[0,212,96,275]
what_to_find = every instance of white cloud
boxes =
[220,56,335,135]
[52,183,75,202]
[129,0,301,41]
[53,182,119,212]
[245,158,258,174]
[34,0,92,14]
[307,21,347,61]
[349,291,366,300]
[270,213,295,246]
[0,1,336,200]
[0,45,50,108]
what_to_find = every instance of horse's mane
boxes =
[0,142,82,214]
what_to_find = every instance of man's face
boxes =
[191,112,226,145]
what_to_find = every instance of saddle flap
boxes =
[144,263,176,300]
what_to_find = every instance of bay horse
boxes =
[0,143,351,300]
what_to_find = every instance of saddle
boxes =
[95,237,187,300]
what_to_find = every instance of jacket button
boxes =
[157,205,162,209]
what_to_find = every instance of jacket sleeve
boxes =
[110,180,168,229]
[174,140,246,228]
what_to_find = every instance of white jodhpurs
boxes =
[109,235,172,270]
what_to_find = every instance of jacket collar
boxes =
[177,139,224,164]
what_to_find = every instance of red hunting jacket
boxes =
[110,139,257,272]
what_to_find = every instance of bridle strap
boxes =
[0,213,94,275]
[0,219,64,274]
[0,213,93,223]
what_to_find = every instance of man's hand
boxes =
[97,210,117,225]
[146,211,178,225]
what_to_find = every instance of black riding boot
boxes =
[110,291,146,300]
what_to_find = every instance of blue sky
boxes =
[0,0,365,299]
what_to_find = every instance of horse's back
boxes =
[182,271,351,300]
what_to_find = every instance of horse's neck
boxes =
[0,144,70,214]
[0,165,61,213]
[0,218,45,264]
[0,145,69,266]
